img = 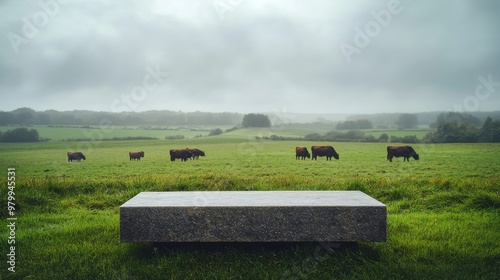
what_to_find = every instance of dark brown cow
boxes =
[295,146,310,160]
[187,148,205,160]
[311,146,339,160]
[387,146,419,162]
[129,151,144,161]
[67,152,86,162]
[170,148,193,162]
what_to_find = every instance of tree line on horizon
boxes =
[0,107,243,126]
[2,107,500,127]
[1,110,500,143]
[1,108,500,143]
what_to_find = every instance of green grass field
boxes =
[0,126,499,279]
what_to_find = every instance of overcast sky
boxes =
[1,0,500,114]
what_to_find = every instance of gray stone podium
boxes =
[120,191,386,242]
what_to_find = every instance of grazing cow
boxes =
[187,148,205,160]
[67,152,86,162]
[129,151,144,161]
[295,146,310,160]
[387,146,419,162]
[169,148,193,162]
[311,146,339,160]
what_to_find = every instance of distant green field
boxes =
[222,127,321,138]
[0,125,432,142]
[221,127,432,140]
[0,134,498,279]
[0,125,230,141]
[365,129,430,139]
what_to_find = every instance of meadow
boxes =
[0,126,499,279]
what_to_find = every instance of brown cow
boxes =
[129,151,144,161]
[311,146,339,160]
[187,148,205,160]
[67,152,86,162]
[295,146,310,160]
[387,146,419,162]
[170,148,193,162]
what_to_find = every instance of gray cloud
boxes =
[1,0,499,114]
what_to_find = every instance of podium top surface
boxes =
[120,191,386,208]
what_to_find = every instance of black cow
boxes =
[129,151,144,161]
[295,146,310,160]
[170,149,193,162]
[311,146,339,160]
[67,152,86,162]
[387,146,419,162]
[187,148,205,160]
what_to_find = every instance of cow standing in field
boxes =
[296,146,310,160]
[387,146,419,162]
[67,152,86,162]
[129,151,144,161]
[170,149,193,162]
[187,148,205,160]
[311,146,339,160]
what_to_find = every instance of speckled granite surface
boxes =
[120,191,386,242]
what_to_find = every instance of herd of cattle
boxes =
[295,145,419,162]
[67,145,419,162]
[169,148,206,161]
[127,148,206,162]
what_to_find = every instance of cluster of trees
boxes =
[346,112,422,128]
[0,128,41,142]
[208,128,224,136]
[396,114,418,129]
[424,113,500,143]
[430,112,481,128]
[164,135,185,140]
[347,111,500,128]
[242,113,271,128]
[340,114,417,130]
[480,117,500,142]
[0,108,243,126]
[336,119,373,130]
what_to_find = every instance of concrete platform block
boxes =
[120,191,386,242]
